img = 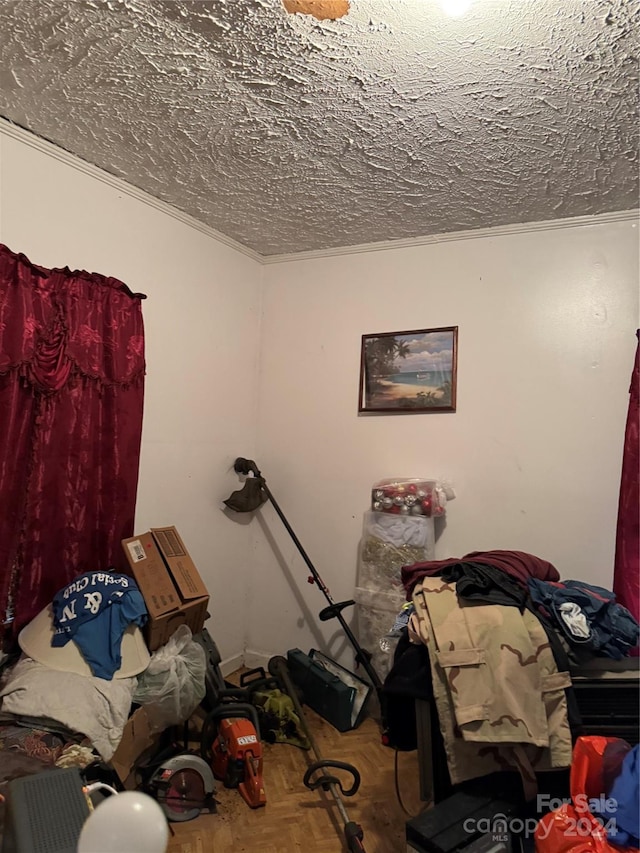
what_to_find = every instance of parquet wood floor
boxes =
[165,683,427,853]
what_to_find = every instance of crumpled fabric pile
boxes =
[528,578,639,660]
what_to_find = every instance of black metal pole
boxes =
[233,458,384,697]
[260,479,335,607]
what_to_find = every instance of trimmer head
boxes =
[223,477,267,513]
[224,458,268,512]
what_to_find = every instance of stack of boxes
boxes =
[121,525,209,651]
[112,525,210,783]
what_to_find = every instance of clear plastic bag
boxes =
[371,478,454,518]
[133,625,206,733]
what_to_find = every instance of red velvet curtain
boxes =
[0,244,146,634]
[613,330,639,650]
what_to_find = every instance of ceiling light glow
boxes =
[439,0,473,16]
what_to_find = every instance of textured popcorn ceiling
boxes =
[0,0,638,257]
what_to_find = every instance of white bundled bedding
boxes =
[0,656,136,761]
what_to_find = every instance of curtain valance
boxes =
[0,244,146,390]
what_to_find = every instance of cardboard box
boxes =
[110,707,156,785]
[122,525,209,650]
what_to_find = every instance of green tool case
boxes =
[286,648,372,732]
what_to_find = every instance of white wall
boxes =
[0,124,263,670]
[2,123,638,676]
[247,218,639,668]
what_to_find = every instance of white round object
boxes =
[77,791,169,853]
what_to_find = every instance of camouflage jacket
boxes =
[410,577,572,793]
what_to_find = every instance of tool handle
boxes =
[238,666,278,691]
[206,703,261,734]
[303,760,361,797]
[239,666,266,683]
[318,600,356,621]
[233,457,261,477]
[344,820,366,852]
[200,702,262,764]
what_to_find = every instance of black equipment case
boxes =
[286,648,371,732]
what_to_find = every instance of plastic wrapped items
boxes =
[354,588,408,681]
[371,478,450,518]
[357,510,435,594]
[355,482,449,687]
[356,510,434,678]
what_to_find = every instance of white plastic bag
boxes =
[133,625,206,733]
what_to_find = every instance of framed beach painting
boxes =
[358,326,458,413]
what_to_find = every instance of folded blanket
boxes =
[0,656,135,761]
[402,549,560,595]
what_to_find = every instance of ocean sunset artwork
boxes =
[359,326,458,413]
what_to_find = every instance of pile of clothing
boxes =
[384,549,639,796]
[1,567,211,764]
[528,578,639,660]
[0,570,150,761]
[401,549,639,667]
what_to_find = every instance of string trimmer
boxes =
[223,457,385,721]
[269,655,367,853]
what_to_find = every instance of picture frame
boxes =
[358,326,458,413]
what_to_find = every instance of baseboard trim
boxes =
[219,649,279,676]
[220,652,245,678]
[243,648,277,672]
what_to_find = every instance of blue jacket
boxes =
[528,578,639,659]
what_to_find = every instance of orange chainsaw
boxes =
[200,704,266,809]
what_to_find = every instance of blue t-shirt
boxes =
[51,571,147,680]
